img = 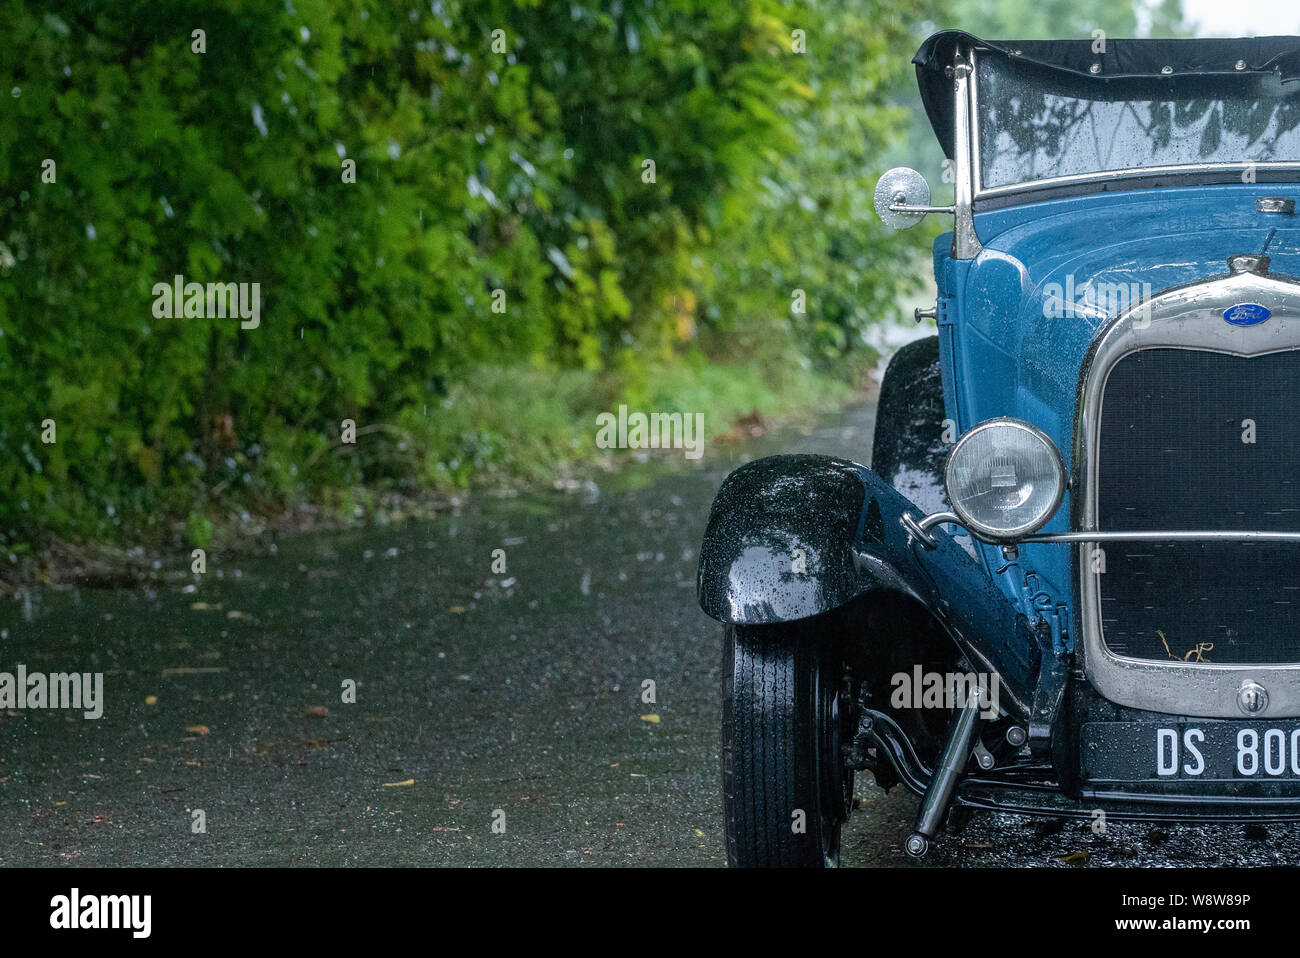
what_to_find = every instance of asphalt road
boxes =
[1,399,1297,866]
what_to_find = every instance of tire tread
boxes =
[722,622,838,867]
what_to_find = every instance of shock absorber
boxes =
[905,685,983,857]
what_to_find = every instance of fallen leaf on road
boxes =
[189,602,222,611]
[383,778,415,787]
[305,705,329,717]
[448,606,466,614]
[144,695,158,706]
[640,714,660,724]
[185,725,210,736]
[1058,851,1091,865]
[694,829,705,837]
[226,610,249,620]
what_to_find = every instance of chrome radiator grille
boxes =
[1096,347,1300,665]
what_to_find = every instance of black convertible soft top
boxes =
[914,30,1300,159]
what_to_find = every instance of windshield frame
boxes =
[968,48,1300,205]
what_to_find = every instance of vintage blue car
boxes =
[698,30,1300,867]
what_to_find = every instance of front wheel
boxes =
[721,620,855,867]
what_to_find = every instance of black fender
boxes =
[696,453,1041,715]
[870,335,950,518]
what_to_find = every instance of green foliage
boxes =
[0,0,932,553]
[184,512,213,549]
[955,0,1188,43]
[706,1,940,365]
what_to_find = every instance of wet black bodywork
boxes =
[696,337,952,626]
[696,454,873,626]
[869,337,952,520]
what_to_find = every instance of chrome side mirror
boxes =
[873,167,952,230]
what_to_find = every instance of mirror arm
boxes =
[889,203,956,215]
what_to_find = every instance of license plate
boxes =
[1081,721,1300,781]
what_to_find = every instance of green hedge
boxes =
[0,0,931,554]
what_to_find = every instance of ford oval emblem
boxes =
[1224,303,1271,326]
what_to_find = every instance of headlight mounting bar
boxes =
[901,510,1300,551]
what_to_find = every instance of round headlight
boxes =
[944,418,1065,540]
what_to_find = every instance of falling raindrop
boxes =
[251,102,268,137]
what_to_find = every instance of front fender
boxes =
[697,455,875,623]
[697,454,1041,714]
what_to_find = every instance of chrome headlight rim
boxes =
[943,417,1066,541]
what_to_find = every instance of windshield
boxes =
[977,56,1300,191]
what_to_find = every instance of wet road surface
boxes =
[1,401,1297,866]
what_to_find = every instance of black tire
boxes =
[721,620,854,867]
